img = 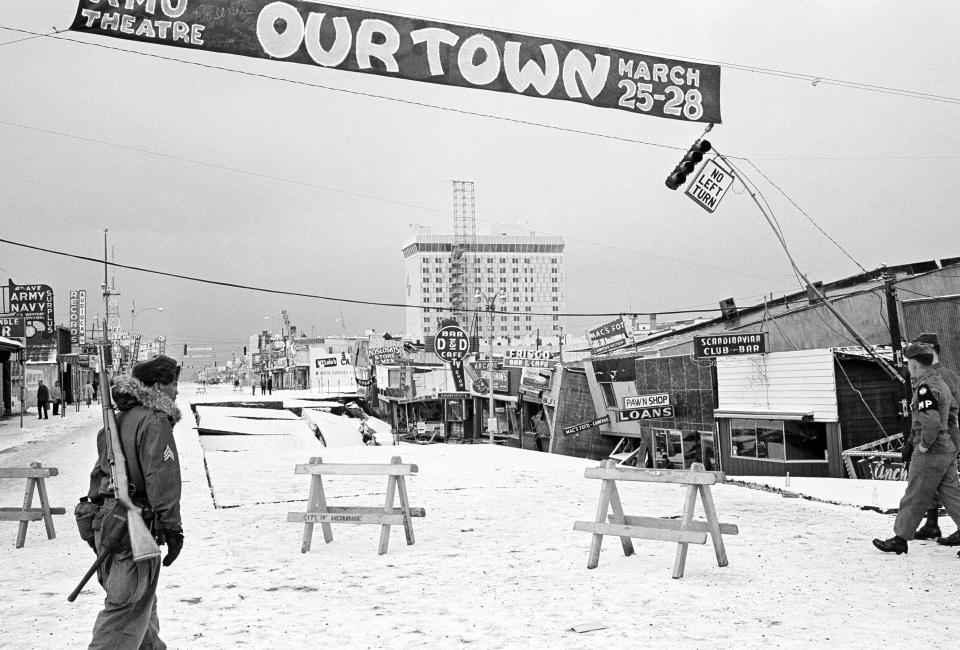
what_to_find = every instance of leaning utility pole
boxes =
[883,266,911,427]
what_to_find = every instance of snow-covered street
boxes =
[1,384,958,648]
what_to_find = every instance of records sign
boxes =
[69,289,87,345]
[693,333,767,358]
[69,1,721,124]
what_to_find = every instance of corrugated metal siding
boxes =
[902,296,960,371]
[716,349,838,422]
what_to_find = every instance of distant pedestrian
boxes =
[260,377,266,395]
[251,380,257,395]
[36,379,49,419]
[52,381,63,415]
[267,377,273,395]
[873,343,960,555]
[83,380,95,407]
[233,378,240,394]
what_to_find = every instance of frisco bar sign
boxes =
[70,0,720,123]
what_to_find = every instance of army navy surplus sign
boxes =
[693,333,767,359]
[70,0,721,123]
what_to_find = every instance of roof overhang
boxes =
[713,408,814,422]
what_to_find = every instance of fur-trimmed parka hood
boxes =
[111,375,182,424]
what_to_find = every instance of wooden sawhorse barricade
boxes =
[0,462,65,548]
[287,456,424,555]
[574,460,738,578]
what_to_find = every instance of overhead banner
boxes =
[69,0,721,123]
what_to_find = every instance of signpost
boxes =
[623,393,670,409]
[616,406,674,421]
[564,415,610,436]
[693,333,767,359]
[587,317,630,355]
[684,159,734,213]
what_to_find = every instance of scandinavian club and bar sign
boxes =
[70,0,721,123]
[693,332,767,359]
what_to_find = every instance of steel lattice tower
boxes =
[450,181,476,326]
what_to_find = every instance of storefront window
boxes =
[599,382,616,408]
[729,419,827,462]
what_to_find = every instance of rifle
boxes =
[68,338,160,602]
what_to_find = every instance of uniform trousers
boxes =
[894,452,960,540]
[89,522,165,649]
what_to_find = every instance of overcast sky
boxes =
[1,1,958,363]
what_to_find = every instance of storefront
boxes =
[1,336,24,416]
[712,349,843,478]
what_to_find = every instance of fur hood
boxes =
[111,375,182,425]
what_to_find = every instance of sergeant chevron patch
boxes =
[163,445,175,462]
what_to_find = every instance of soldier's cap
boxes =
[903,343,934,364]
[912,332,940,351]
[132,354,181,386]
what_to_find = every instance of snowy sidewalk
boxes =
[2,391,959,648]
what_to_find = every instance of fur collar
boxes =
[112,375,182,424]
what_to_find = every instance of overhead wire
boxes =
[0,236,724,318]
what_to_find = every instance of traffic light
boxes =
[665,140,712,190]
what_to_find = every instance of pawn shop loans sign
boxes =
[70,0,720,123]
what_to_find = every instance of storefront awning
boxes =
[0,336,24,351]
[713,408,814,421]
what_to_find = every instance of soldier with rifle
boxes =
[72,353,184,648]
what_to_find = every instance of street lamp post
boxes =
[475,289,505,444]
[130,302,164,364]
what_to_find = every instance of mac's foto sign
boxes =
[70,0,720,123]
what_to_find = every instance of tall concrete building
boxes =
[402,231,565,343]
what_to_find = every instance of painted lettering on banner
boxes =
[69,0,721,123]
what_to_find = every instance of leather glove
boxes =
[162,528,183,567]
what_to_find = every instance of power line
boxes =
[0,26,680,151]
[4,14,959,106]
[740,157,869,274]
[0,236,722,317]
[0,118,785,284]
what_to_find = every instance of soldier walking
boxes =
[87,356,184,648]
[874,343,960,554]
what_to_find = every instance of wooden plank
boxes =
[395,474,416,546]
[584,466,721,485]
[16,476,36,548]
[610,515,738,536]
[0,507,67,521]
[378,458,400,555]
[606,479,635,558]
[699,484,730,568]
[574,521,707,545]
[672,484,700,579]
[586,460,614,570]
[0,468,59,479]
[287,512,406,525]
[317,506,426,517]
[34,476,56,540]
[294,463,418,476]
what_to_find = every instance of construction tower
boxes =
[450,181,476,327]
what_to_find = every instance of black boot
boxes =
[915,513,941,540]
[937,530,960,546]
[872,536,908,554]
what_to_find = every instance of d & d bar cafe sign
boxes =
[70,0,720,124]
[693,332,767,359]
